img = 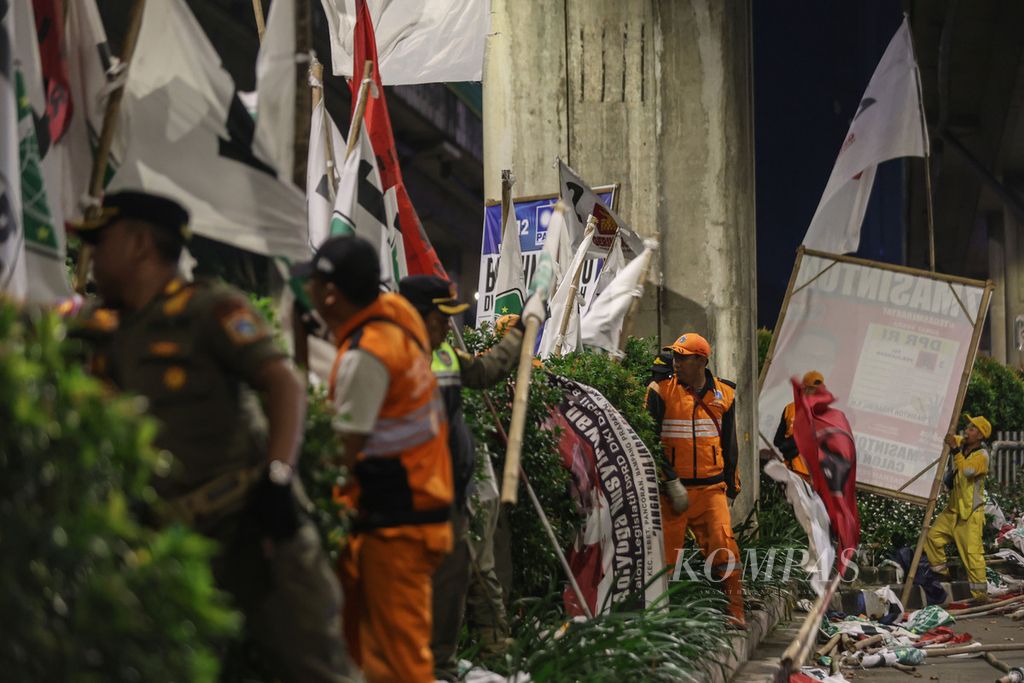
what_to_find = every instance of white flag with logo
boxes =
[538,229,594,358]
[802,18,926,255]
[320,0,489,84]
[0,1,26,298]
[306,98,345,251]
[493,200,527,319]
[581,240,656,354]
[333,130,405,291]
[558,159,644,257]
[106,0,308,261]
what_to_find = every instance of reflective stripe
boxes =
[434,371,461,388]
[365,393,445,456]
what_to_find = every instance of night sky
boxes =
[753,1,905,330]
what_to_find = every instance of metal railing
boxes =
[991,431,1024,486]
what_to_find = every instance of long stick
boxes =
[501,316,541,505]
[345,61,374,160]
[757,246,806,392]
[907,16,936,272]
[251,0,266,43]
[900,282,994,605]
[617,242,658,353]
[310,58,339,202]
[74,0,147,293]
[552,217,597,356]
[776,572,843,681]
[896,453,945,492]
[925,643,1024,657]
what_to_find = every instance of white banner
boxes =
[759,253,987,501]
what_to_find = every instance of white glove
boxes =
[522,292,547,324]
[664,478,689,514]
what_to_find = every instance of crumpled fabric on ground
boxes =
[903,605,955,634]
[996,548,1024,568]
[995,514,1024,556]
[892,646,926,665]
[794,667,852,682]
[915,625,972,647]
[863,586,904,625]
[857,650,899,668]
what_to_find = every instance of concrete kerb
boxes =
[701,588,796,683]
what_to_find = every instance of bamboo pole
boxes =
[799,248,986,288]
[757,247,806,392]
[900,281,995,606]
[73,0,147,293]
[251,0,266,43]
[309,58,339,202]
[551,216,598,356]
[617,242,658,354]
[925,643,1024,657]
[345,61,374,160]
[907,13,936,272]
[500,315,541,505]
[776,572,843,681]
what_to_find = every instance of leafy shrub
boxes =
[0,304,239,681]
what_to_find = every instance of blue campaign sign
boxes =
[481,192,614,255]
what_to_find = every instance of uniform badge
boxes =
[436,348,452,366]
[163,288,195,316]
[220,308,266,346]
[163,366,187,390]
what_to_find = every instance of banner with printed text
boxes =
[758,253,988,502]
[475,188,615,326]
[549,375,666,615]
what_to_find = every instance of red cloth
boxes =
[351,0,447,279]
[790,379,860,574]
[32,0,72,144]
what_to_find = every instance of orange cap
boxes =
[802,371,824,388]
[666,332,711,358]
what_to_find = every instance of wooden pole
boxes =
[907,14,936,272]
[757,246,806,391]
[551,217,597,356]
[251,0,266,43]
[617,242,658,353]
[900,281,994,605]
[310,58,339,201]
[776,572,843,681]
[500,315,541,505]
[345,61,374,160]
[73,0,147,294]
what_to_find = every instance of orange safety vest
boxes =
[328,293,453,531]
[782,403,812,478]
[651,375,735,486]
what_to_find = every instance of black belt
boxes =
[680,473,725,487]
[352,505,451,533]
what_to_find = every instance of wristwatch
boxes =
[268,460,294,485]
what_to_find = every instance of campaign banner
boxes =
[758,252,988,502]
[549,375,666,615]
[476,188,615,326]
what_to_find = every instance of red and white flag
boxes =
[350,0,445,278]
[802,17,926,255]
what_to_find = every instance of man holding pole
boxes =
[924,415,992,602]
[646,332,746,627]
[293,235,453,683]
[398,274,522,678]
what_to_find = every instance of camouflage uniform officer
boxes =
[71,191,355,682]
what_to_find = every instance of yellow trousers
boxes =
[924,509,987,599]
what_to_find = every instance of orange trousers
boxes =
[339,532,445,683]
[661,483,745,625]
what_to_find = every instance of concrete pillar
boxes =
[993,204,1024,369]
[484,0,759,518]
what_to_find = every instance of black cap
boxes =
[69,190,191,244]
[290,234,380,306]
[399,275,469,316]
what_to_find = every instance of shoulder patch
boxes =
[220,307,268,346]
[83,307,119,332]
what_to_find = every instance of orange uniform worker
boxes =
[292,235,454,683]
[772,371,826,480]
[646,332,746,627]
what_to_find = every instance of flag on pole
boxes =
[320,0,489,85]
[61,0,121,221]
[306,98,344,250]
[558,159,644,257]
[254,0,295,179]
[538,229,595,358]
[802,17,926,255]
[13,0,70,301]
[333,130,405,290]
[790,378,861,575]
[105,0,308,261]
[589,235,624,304]
[1,2,26,298]
[351,0,445,278]
[31,0,71,145]
[493,200,526,318]
[580,240,656,355]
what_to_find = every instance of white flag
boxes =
[764,459,834,597]
[254,0,295,178]
[589,235,624,305]
[61,0,122,221]
[106,0,308,261]
[802,18,926,254]
[538,230,594,358]
[0,2,26,298]
[320,0,489,84]
[306,98,345,251]
[558,159,644,257]
[581,240,656,355]
[493,200,527,319]
[13,0,72,302]
[333,131,405,291]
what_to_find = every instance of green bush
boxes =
[0,304,239,681]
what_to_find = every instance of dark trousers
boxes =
[430,507,471,676]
